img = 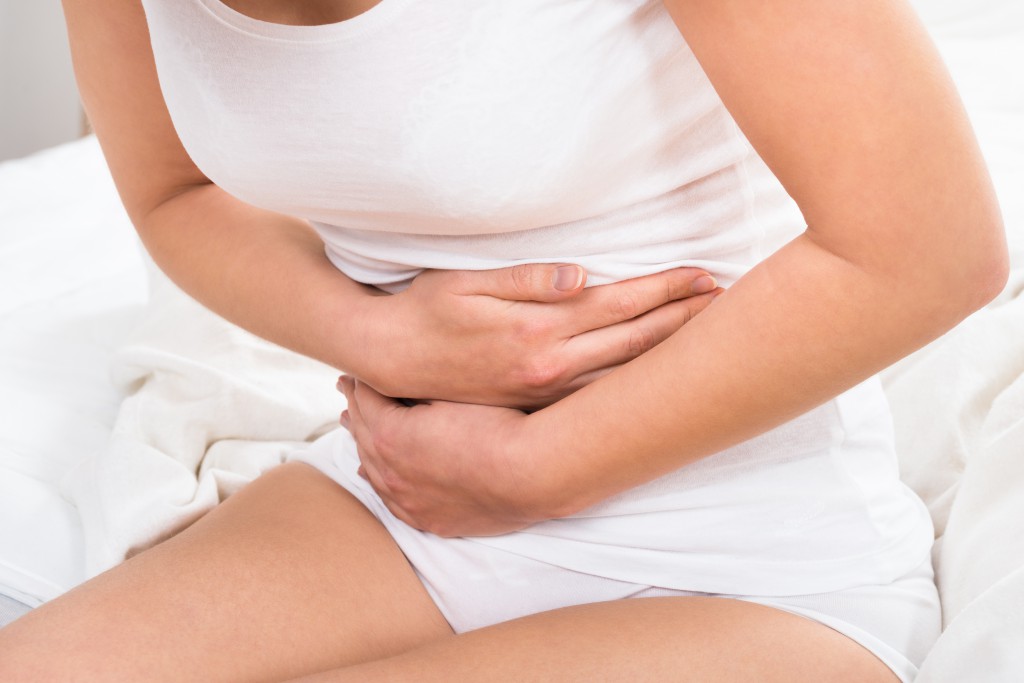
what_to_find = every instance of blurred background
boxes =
[0,2,83,162]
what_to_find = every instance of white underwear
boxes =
[289,430,941,682]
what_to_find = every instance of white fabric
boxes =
[883,296,1024,682]
[0,137,145,603]
[292,431,941,682]
[146,0,769,291]
[136,0,935,600]
[61,260,340,573]
[0,0,1021,678]
[296,431,940,681]
[882,2,1024,679]
[0,594,33,629]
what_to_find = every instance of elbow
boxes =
[941,216,1011,316]
[972,249,1011,308]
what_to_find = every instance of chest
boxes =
[146,0,713,234]
[217,0,383,26]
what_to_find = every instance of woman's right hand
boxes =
[356,264,722,410]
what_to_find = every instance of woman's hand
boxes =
[338,376,553,537]
[358,264,720,410]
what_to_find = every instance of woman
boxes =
[0,0,1008,681]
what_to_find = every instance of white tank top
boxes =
[141,0,934,595]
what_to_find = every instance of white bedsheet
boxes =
[0,137,146,605]
[1,2,1022,678]
[885,294,1024,681]
[884,4,1024,678]
[61,259,340,571]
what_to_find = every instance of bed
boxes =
[1,1,1022,678]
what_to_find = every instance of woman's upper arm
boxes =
[662,0,1008,299]
[62,0,210,223]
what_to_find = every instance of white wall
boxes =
[0,1,83,162]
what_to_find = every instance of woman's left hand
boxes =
[337,376,556,537]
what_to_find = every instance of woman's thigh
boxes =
[0,461,453,683]
[309,596,900,683]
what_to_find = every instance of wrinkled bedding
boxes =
[1,1,1022,677]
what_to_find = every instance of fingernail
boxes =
[693,275,717,294]
[554,265,584,291]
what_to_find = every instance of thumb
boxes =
[461,263,587,302]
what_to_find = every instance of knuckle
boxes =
[424,520,448,536]
[612,292,640,320]
[510,264,537,297]
[627,326,657,356]
[518,357,565,389]
[370,429,397,461]
[405,510,433,532]
[660,300,696,333]
[379,466,404,493]
[397,496,420,517]
[665,272,689,301]
[390,503,417,527]
[680,300,699,325]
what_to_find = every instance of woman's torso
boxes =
[142,0,773,290]
[140,0,934,594]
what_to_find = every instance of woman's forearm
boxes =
[528,231,1004,515]
[137,183,723,405]
[521,0,1009,514]
[138,183,384,373]
[331,224,1006,537]
[311,0,1012,538]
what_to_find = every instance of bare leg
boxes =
[296,597,900,683]
[0,461,901,683]
[0,462,453,682]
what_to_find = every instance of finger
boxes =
[562,290,721,374]
[343,393,373,454]
[341,379,385,464]
[447,263,588,302]
[351,379,407,432]
[344,396,395,498]
[340,376,374,435]
[354,441,387,494]
[356,448,411,524]
[354,443,424,530]
[337,374,354,404]
[345,381,409,495]
[566,269,718,335]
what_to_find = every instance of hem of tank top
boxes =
[468,514,934,571]
[194,0,414,43]
[456,539,935,598]
[290,428,935,596]
[428,524,931,593]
